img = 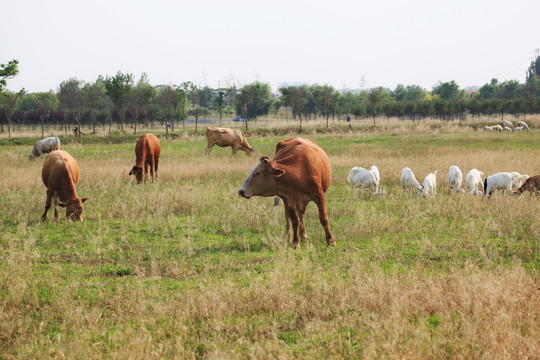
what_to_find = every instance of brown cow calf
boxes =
[238,137,335,248]
[129,133,161,183]
[41,150,88,221]
[515,175,540,196]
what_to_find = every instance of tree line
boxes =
[1,56,540,138]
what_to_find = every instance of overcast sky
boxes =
[1,0,539,93]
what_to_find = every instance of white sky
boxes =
[1,0,539,93]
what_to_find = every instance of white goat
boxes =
[516,120,530,131]
[348,166,380,198]
[401,167,423,196]
[509,172,529,191]
[500,119,514,130]
[484,172,519,197]
[448,165,465,193]
[503,126,513,132]
[370,165,380,184]
[513,126,524,132]
[483,125,493,131]
[491,125,503,132]
[466,169,484,195]
[420,170,437,198]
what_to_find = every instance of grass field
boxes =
[0,120,539,359]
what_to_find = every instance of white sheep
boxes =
[483,125,493,131]
[509,172,529,191]
[348,166,380,198]
[466,169,484,195]
[516,120,530,131]
[484,172,519,197]
[448,165,465,193]
[491,125,503,132]
[420,170,437,198]
[503,126,513,132]
[401,167,423,196]
[513,126,524,132]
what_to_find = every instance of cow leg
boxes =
[314,194,336,246]
[284,206,292,242]
[41,190,54,222]
[150,158,155,181]
[286,207,301,248]
[144,163,149,183]
[297,208,309,240]
[231,145,238,156]
[53,194,60,221]
[154,157,159,181]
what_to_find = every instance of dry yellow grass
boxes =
[0,119,539,358]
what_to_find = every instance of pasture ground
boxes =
[0,118,539,359]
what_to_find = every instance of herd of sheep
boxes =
[483,119,531,132]
[348,164,538,198]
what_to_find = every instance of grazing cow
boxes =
[29,137,60,160]
[500,119,514,130]
[41,150,88,221]
[205,127,255,157]
[466,169,484,195]
[347,166,380,198]
[484,172,519,197]
[238,137,335,248]
[448,165,465,193]
[401,167,423,196]
[129,133,161,184]
[515,175,540,196]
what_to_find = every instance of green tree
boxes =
[368,88,382,125]
[313,84,337,128]
[235,81,273,130]
[0,59,19,93]
[104,71,133,132]
[58,78,84,134]
[83,79,106,134]
[35,91,57,138]
[286,85,306,130]
[497,80,521,120]
[0,90,23,138]
[159,85,178,136]
[433,80,459,100]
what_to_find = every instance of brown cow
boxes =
[129,133,161,183]
[205,127,255,156]
[41,150,88,222]
[515,175,540,196]
[238,137,335,248]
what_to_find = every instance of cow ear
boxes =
[81,197,89,203]
[272,168,286,177]
[58,202,66,208]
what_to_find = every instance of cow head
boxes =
[59,197,89,221]
[238,156,285,199]
[129,165,144,183]
[246,147,255,156]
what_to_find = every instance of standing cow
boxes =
[41,150,88,221]
[205,127,255,156]
[129,133,161,183]
[238,137,335,248]
[29,137,61,160]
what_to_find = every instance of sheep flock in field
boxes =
[348,165,537,199]
[483,120,531,132]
